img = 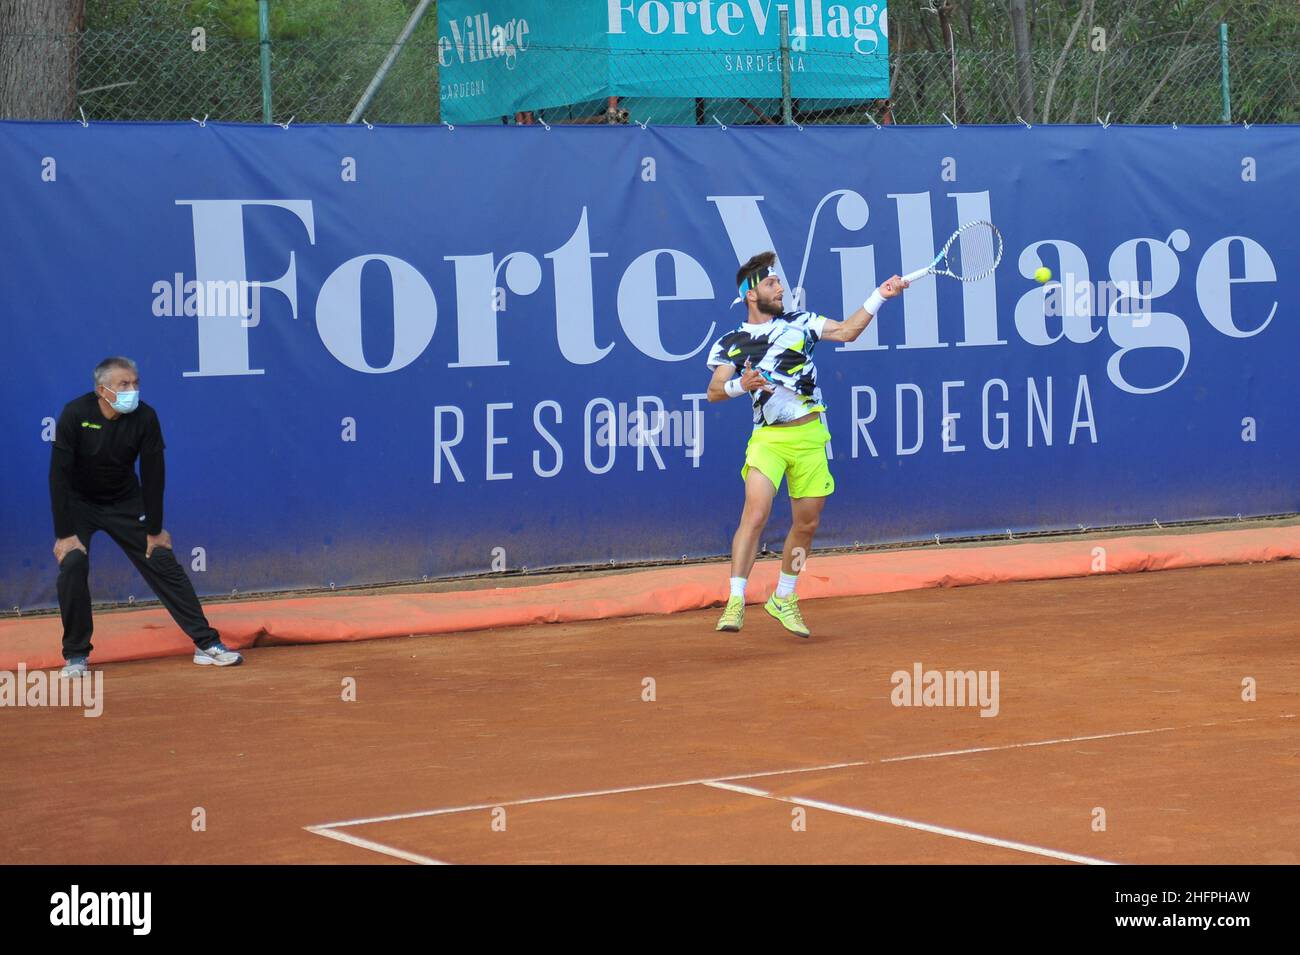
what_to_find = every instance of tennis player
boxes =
[50,357,243,674]
[706,252,907,637]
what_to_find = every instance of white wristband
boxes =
[863,289,887,316]
[724,377,747,398]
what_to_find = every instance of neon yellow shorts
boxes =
[741,418,835,499]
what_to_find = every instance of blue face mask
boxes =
[105,387,139,414]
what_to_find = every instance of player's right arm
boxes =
[707,359,771,403]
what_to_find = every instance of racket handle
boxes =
[900,266,931,284]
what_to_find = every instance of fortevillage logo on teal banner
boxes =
[606,1,887,54]
[439,1,890,123]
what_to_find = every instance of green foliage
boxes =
[76,0,440,123]
[886,1,1297,123]
[889,1,1298,53]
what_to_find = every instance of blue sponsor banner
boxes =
[1,121,1296,611]
[439,1,890,122]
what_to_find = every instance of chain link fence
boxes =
[2,16,1296,125]
[890,45,1299,126]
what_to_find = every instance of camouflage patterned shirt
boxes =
[706,311,829,428]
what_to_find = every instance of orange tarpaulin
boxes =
[4,524,1296,670]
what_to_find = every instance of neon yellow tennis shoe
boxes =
[764,593,810,638]
[715,595,745,632]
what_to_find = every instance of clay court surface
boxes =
[2,560,1297,865]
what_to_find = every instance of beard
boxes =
[756,294,784,316]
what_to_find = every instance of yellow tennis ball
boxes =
[1034,266,1052,284]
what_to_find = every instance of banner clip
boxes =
[278,115,296,130]
[942,112,957,129]
[712,115,728,130]
[1096,112,1111,129]
[443,121,455,131]
[77,106,88,128]
[190,114,208,128]
[1016,115,1032,129]
[362,117,374,130]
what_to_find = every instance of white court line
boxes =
[878,725,1181,763]
[879,714,1294,764]
[305,825,449,865]
[309,759,875,830]
[703,780,1118,866]
[304,714,1297,832]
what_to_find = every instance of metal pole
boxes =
[1219,22,1231,123]
[779,10,793,125]
[258,0,272,124]
[348,0,435,124]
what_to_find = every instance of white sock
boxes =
[729,577,747,598]
[776,571,798,598]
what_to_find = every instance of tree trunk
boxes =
[918,10,939,52]
[1042,0,1091,124]
[935,1,967,123]
[0,0,86,120]
[1009,0,1035,121]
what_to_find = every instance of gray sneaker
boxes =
[60,657,89,677]
[194,642,243,667]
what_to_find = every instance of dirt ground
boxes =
[2,561,1296,864]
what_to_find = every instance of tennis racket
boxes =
[901,220,1003,284]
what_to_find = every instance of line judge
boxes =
[50,357,242,675]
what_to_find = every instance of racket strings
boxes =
[944,222,1003,281]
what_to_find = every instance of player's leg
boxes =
[731,467,778,579]
[782,494,826,576]
[717,438,783,632]
[764,420,834,637]
[101,495,242,666]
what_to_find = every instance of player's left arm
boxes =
[819,274,909,343]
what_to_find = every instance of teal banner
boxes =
[439,1,890,123]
